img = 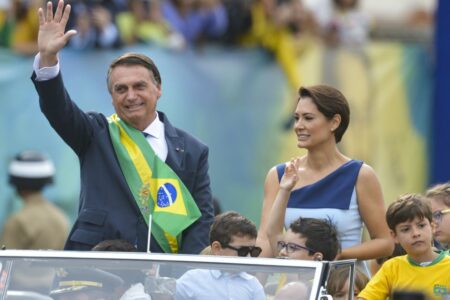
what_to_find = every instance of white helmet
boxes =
[8,150,55,190]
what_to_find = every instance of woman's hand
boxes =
[279,158,300,191]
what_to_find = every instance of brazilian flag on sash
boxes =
[107,114,201,253]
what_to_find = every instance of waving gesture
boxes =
[38,0,77,67]
[279,158,300,192]
[264,157,301,257]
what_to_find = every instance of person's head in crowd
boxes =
[386,194,434,261]
[92,239,138,252]
[8,150,55,196]
[69,1,121,50]
[92,239,151,300]
[106,52,162,131]
[296,85,350,145]
[425,182,450,249]
[209,211,262,257]
[277,217,340,261]
[333,0,359,10]
[274,281,310,300]
[326,266,369,300]
[50,267,124,300]
[391,291,427,300]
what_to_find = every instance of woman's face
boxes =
[431,198,450,245]
[293,97,338,149]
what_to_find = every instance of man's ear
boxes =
[210,241,222,255]
[156,84,162,100]
[390,230,399,243]
[313,252,323,261]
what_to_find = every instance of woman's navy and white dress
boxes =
[277,160,364,251]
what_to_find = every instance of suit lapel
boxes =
[159,111,185,171]
[165,135,185,170]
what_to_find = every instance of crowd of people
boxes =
[0,0,446,299]
[0,0,374,52]
[4,0,423,109]
[0,0,377,102]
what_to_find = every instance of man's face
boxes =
[213,235,257,257]
[392,216,434,259]
[109,64,162,131]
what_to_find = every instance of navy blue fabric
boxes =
[276,160,363,210]
[432,0,450,183]
[32,72,214,254]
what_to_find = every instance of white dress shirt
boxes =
[142,113,168,161]
[33,54,168,161]
[175,269,265,300]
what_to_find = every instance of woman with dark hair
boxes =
[257,85,393,265]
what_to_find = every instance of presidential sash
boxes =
[107,114,201,253]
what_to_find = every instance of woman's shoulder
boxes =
[357,162,379,180]
[264,165,282,187]
[265,163,285,184]
[355,162,382,193]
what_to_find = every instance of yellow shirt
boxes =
[359,253,450,300]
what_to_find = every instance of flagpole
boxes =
[147,213,152,253]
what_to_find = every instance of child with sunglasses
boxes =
[425,182,450,251]
[174,211,265,300]
[265,158,341,261]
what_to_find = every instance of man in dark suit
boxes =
[31,0,213,254]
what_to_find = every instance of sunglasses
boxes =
[432,209,450,224]
[222,244,262,257]
[277,241,315,254]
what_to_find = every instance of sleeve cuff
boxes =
[33,53,60,81]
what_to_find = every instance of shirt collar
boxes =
[407,251,447,267]
[210,269,253,280]
[142,112,164,139]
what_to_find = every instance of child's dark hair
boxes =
[91,239,138,252]
[386,194,432,231]
[209,211,257,245]
[289,217,341,261]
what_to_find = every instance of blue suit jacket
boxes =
[32,72,214,254]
